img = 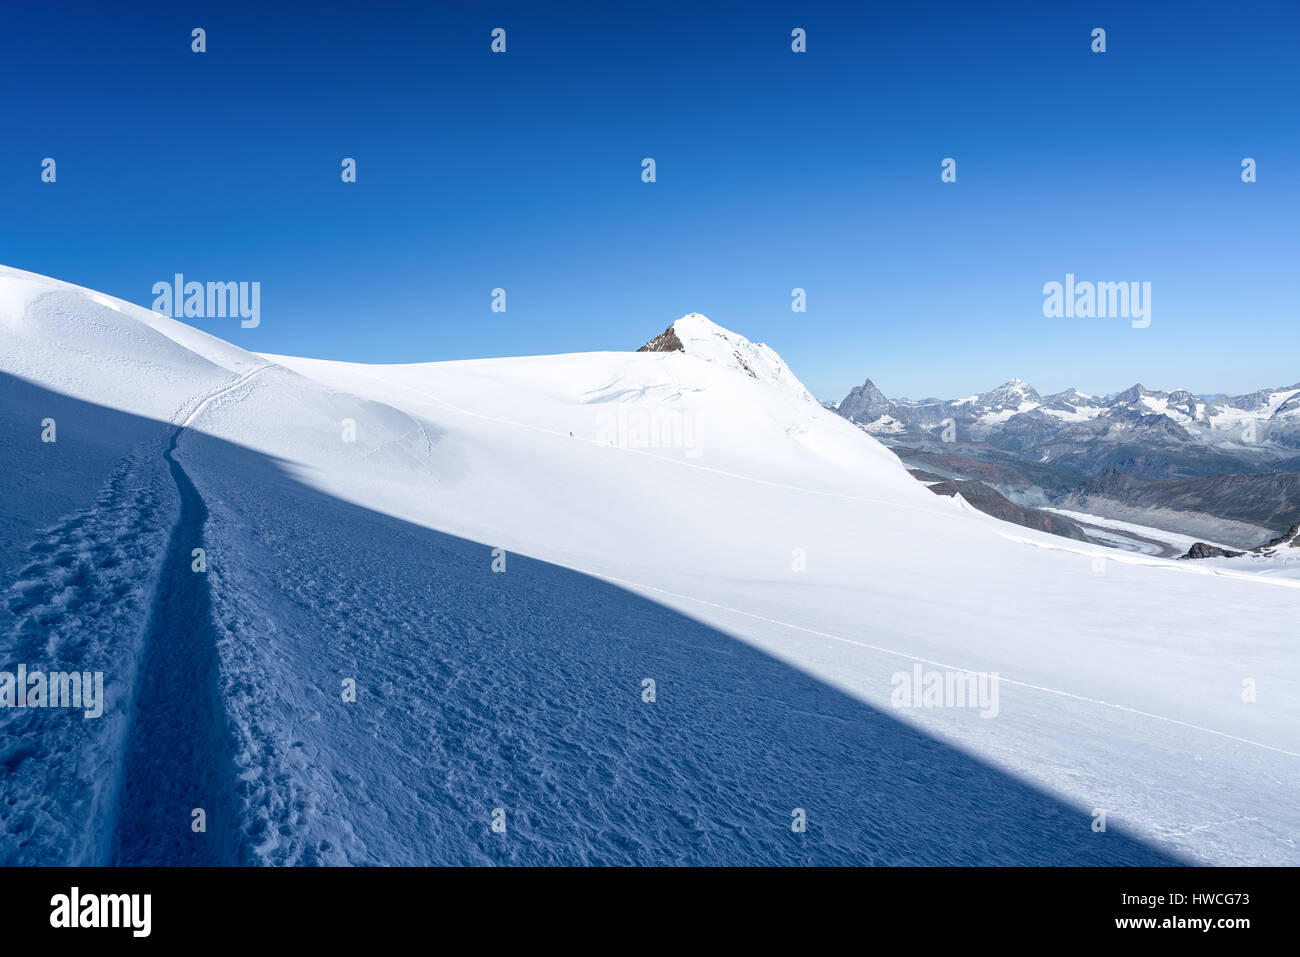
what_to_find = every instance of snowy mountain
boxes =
[3,266,1299,867]
[637,313,817,404]
[837,375,1300,479]
[837,378,896,425]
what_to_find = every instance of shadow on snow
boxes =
[0,371,1182,865]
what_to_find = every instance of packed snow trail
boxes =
[109,368,268,865]
[108,431,241,864]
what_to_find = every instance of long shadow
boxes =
[109,427,243,865]
[0,371,1183,866]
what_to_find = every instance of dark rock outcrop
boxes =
[1181,522,1300,559]
[839,378,898,424]
[637,325,684,353]
[1257,522,1300,550]
[1181,542,1243,560]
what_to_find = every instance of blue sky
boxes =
[2,0,1296,401]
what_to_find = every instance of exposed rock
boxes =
[1068,471,1300,534]
[1257,522,1300,550]
[636,314,817,403]
[1181,522,1300,559]
[637,325,684,353]
[1181,542,1243,560]
[838,378,897,424]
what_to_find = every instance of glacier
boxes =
[1,265,1297,865]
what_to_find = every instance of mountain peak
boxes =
[983,378,1042,407]
[1112,383,1151,404]
[838,377,897,424]
[637,314,815,403]
[993,377,1036,394]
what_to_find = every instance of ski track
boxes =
[0,365,271,864]
[108,430,239,863]
[108,365,271,864]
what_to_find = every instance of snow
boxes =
[1193,550,1300,581]
[853,412,909,435]
[2,264,1299,866]
[1041,405,1103,423]
[1205,388,1300,432]
[664,312,817,404]
[976,401,1039,425]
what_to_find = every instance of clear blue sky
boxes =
[2,0,1296,402]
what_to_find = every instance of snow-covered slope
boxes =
[3,265,1299,866]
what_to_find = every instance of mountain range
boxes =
[831,375,1300,550]
[834,377,1300,477]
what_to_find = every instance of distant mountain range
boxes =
[830,376,1300,551]
[832,377,1300,478]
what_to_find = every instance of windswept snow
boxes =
[2,265,1299,865]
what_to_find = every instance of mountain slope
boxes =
[2,267,1299,865]
[1063,469,1300,548]
[923,479,1091,542]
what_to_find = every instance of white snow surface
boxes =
[665,312,817,404]
[2,265,1299,866]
